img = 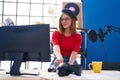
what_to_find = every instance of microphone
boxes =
[98,28,105,42]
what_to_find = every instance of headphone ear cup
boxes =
[57,63,70,76]
[88,30,98,42]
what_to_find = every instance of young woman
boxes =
[49,8,82,70]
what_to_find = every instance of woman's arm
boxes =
[53,45,63,67]
[68,51,78,65]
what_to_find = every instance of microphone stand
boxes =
[101,25,120,61]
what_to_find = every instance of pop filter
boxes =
[88,29,97,42]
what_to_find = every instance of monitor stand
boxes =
[6,53,40,76]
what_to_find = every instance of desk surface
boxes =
[0,69,120,80]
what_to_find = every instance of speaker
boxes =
[62,2,83,28]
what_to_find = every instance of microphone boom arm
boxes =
[106,25,120,34]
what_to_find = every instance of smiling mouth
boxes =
[63,24,67,26]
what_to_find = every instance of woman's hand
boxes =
[68,51,78,65]
[54,57,63,67]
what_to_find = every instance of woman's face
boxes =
[60,13,72,29]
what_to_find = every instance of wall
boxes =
[82,0,120,69]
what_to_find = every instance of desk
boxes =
[0,70,120,80]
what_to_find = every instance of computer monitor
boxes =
[0,24,50,75]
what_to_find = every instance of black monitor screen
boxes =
[0,24,50,75]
